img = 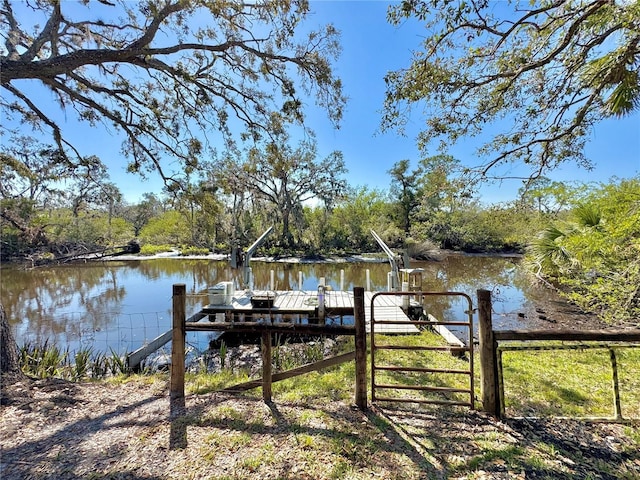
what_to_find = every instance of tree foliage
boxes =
[168,171,223,248]
[0,136,119,247]
[517,177,587,216]
[120,193,166,237]
[1,0,345,186]
[139,210,191,246]
[527,177,640,323]
[383,0,640,180]
[328,186,390,251]
[388,159,421,236]
[215,129,347,247]
[388,155,467,238]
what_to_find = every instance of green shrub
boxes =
[526,178,640,323]
[139,244,173,255]
[180,245,210,256]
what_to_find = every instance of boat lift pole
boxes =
[240,226,274,289]
[370,229,400,291]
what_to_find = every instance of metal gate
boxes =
[370,291,475,407]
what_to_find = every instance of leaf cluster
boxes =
[383,0,640,181]
[527,177,640,323]
[1,0,345,186]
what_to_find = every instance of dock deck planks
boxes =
[201,290,419,334]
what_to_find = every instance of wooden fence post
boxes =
[262,331,272,402]
[609,348,623,420]
[354,287,367,410]
[477,289,500,417]
[170,284,186,401]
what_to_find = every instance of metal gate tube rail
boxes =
[375,365,471,375]
[373,397,471,406]
[370,290,475,408]
[375,384,471,393]
[375,344,467,352]
[374,320,471,327]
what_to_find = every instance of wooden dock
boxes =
[201,290,420,334]
[127,289,421,371]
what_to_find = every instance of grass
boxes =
[19,332,640,419]
[501,345,640,419]
[179,245,210,256]
[8,334,640,480]
[371,329,474,405]
[19,342,131,380]
[182,328,640,425]
[138,243,173,255]
[11,336,639,478]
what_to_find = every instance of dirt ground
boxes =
[1,374,639,480]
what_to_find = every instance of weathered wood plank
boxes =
[126,330,172,371]
[428,314,467,347]
[201,290,422,334]
[223,351,356,392]
[186,321,356,335]
[331,291,351,309]
[127,310,208,370]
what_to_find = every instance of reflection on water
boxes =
[1,255,546,354]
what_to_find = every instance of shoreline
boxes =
[98,249,523,263]
[1,246,524,268]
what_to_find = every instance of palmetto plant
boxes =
[528,225,574,278]
[573,203,602,229]
[526,179,640,323]
[528,202,603,278]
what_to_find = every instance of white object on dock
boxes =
[317,285,326,322]
[208,281,235,305]
[401,281,410,308]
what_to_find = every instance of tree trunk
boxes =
[281,206,294,248]
[0,303,22,376]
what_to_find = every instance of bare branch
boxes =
[1,0,344,186]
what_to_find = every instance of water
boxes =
[0,255,552,355]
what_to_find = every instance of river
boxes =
[0,254,593,356]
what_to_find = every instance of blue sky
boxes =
[306,1,640,203]
[6,0,640,205]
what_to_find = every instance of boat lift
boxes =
[370,230,423,295]
[370,229,404,291]
[231,226,274,289]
